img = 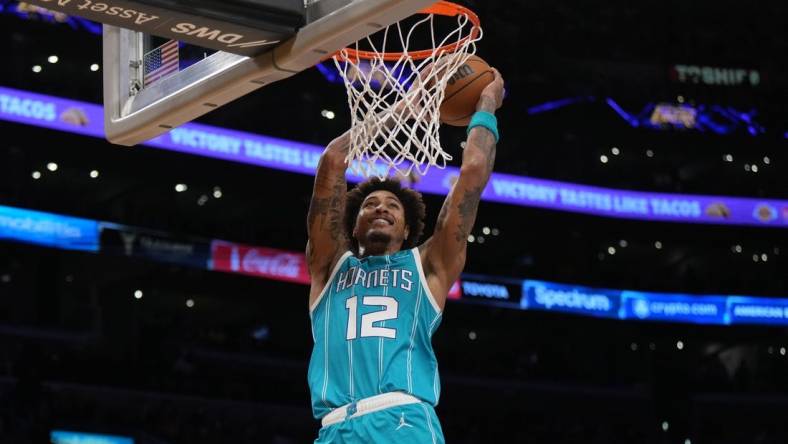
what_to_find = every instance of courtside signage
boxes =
[0,205,99,252]
[2,86,788,228]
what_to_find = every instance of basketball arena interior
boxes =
[2,0,788,443]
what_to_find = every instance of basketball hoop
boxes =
[332,1,482,179]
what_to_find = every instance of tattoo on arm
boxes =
[307,166,348,265]
[436,198,450,230]
[307,198,328,230]
[326,181,346,241]
[308,182,346,238]
[454,186,484,242]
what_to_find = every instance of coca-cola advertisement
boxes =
[211,241,311,284]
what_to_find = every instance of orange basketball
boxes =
[439,56,494,127]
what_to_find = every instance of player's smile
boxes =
[371,215,393,225]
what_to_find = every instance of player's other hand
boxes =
[476,68,504,113]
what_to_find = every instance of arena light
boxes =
[619,239,628,248]
[724,154,733,162]
[611,147,620,155]
[662,421,669,432]
[630,342,638,351]
[48,55,59,64]
[32,65,42,73]
[677,340,684,350]
[607,246,616,255]
[468,331,477,340]
[134,290,143,299]
[752,164,759,173]
[491,228,499,236]
[733,244,742,253]
[321,109,336,120]
[467,235,475,243]
[90,63,100,72]
[654,241,662,249]
[600,154,609,164]
[47,162,58,172]
[197,195,209,206]
[31,171,41,179]
[477,236,485,244]
[89,170,99,178]
[482,227,490,235]
[781,347,786,356]
[761,253,768,262]
[186,298,195,308]
[175,183,188,192]
[763,156,770,165]
[646,149,654,158]
[213,187,222,198]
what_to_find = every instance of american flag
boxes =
[143,40,179,87]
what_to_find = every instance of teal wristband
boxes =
[466,111,499,142]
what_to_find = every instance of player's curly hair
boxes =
[345,178,426,253]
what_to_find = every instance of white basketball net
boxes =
[333,8,482,180]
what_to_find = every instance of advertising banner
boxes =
[0,205,99,252]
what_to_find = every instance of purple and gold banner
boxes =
[2,85,787,228]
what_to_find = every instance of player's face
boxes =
[354,190,409,248]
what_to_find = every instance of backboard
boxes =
[23,0,435,145]
[27,0,435,146]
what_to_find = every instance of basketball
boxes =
[439,55,495,127]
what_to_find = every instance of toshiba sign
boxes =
[671,64,761,88]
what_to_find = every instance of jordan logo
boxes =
[395,413,413,431]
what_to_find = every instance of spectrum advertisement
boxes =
[2,85,788,228]
[522,280,621,320]
[521,280,788,327]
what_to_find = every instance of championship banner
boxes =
[3,85,788,228]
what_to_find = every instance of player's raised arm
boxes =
[306,131,352,291]
[421,69,505,307]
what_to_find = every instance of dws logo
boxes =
[171,23,280,49]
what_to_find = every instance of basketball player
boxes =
[306,68,504,443]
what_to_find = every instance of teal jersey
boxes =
[308,248,443,420]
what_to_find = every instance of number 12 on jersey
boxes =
[346,296,399,340]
